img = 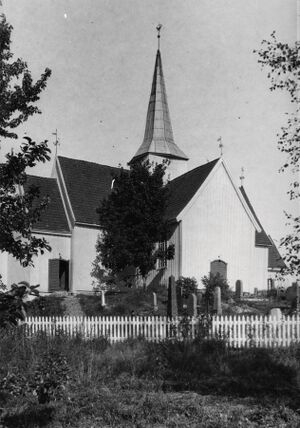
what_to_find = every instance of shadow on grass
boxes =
[2,403,56,428]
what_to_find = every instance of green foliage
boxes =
[78,294,104,317]
[79,287,167,317]
[256,33,299,277]
[0,281,39,328]
[0,331,300,427]
[0,16,52,268]
[26,295,65,317]
[202,273,230,309]
[176,276,197,299]
[96,160,174,280]
[0,18,51,139]
[33,350,70,404]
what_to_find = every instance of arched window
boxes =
[210,259,227,279]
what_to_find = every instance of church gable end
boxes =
[178,161,268,291]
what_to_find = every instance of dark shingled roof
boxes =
[26,176,70,234]
[239,186,272,247]
[165,159,219,220]
[58,156,123,225]
[268,236,286,270]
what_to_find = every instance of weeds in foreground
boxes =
[0,329,300,426]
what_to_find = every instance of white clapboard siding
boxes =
[23,315,300,347]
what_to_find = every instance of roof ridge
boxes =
[239,185,272,247]
[26,175,56,180]
[169,158,219,184]
[58,155,123,171]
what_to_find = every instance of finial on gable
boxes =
[52,129,60,156]
[217,136,223,156]
[156,24,162,50]
[240,167,245,186]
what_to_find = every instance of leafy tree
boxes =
[0,16,51,268]
[96,160,174,287]
[202,273,230,311]
[256,33,299,276]
[176,276,197,299]
[0,281,39,328]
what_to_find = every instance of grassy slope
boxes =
[0,332,299,427]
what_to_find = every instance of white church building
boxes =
[0,40,284,294]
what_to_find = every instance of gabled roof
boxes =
[58,156,123,226]
[26,176,70,234]
[130,50,188,163]
[166,159,219,220]
[268,236,286,270]
[239,186,272,247]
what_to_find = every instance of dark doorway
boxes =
[210,259,227,280]
[48,259,69,292]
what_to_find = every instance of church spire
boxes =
[130,26,188,164]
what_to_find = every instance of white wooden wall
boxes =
[181,163,268,292]
[3,233,71,292]
[71,226,100,293]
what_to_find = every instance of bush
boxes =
[78,294,104,316]
[1,327,300,427]
[26,296,65,317]
[202,273,231,310]
[176,276,197,299]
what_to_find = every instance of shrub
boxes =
[176,276,197,299]
[78,294,104,316]
[202,273,230,310]
[26,295,65,316]
[33,350,70,404]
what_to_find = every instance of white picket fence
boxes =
[23,315,300,347]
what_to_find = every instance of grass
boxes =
[78,286,168,316]
[0,328,300,427]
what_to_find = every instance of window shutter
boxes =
[48,259,60,291]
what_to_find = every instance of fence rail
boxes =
[23,315,300,347]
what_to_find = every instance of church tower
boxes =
[129,25,189,180]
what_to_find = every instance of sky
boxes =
[1,0,298,247]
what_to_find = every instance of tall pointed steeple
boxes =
[130,26,188,171]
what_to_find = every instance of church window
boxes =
[210,259,227,280]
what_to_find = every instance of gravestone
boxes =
[213,286,222,315]
[269,307,282,320]
[187,293,197,317]
[235,280,243,300]
[167,275,178,317]
[153,292,158,312]
[101,290,106,307]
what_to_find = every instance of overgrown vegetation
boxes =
[256,33,300,277]
[95,160,174,288]
[176,276,197,299]
[79,286,168,316]
[0,330,299,427]
[0,16,51,267]
[202,273,231,309]
[26,295,66,317]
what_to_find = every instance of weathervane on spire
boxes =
[217,136,223,156]
[156,24,162,50]
[52,129,60,156]
[240,167,245,186]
